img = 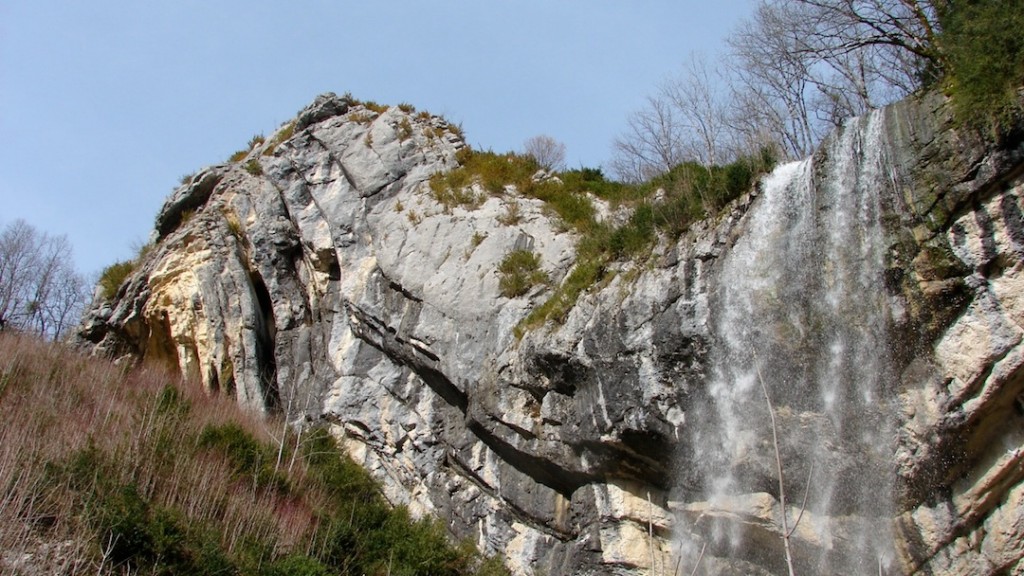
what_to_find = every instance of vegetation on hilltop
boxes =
[428,144,775,333]
[938,0,1024,130]
[0,333,508,576]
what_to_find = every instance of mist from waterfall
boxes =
[678,110,898,574]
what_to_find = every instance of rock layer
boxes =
[79,91,1024,575]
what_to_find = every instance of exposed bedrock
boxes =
[79,91,1024,575]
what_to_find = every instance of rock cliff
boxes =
[78,91,1024,575]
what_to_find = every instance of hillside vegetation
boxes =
[0,334,507,576]
[427,146,775,333]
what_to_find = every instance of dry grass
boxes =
[0,334,291,573]
[0,333,506,576]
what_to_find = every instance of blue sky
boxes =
[0,1,752,275]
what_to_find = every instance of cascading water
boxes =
[678,110,898,574]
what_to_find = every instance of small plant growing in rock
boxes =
[179,172,196,186]
[363,101,389,114]
[398,118,414,141]
[498,249,547,298]
[497,202,522,226]
[430,183,482,211]
[229,149,249,162]
[398,102,416,113]
[99,260,136,300]
[465,231,487,259]
[349,112,373,125]
[244,159,263,176]
[224,212,244,238]
[263,122,296,156]
[247,133,265,149]
[133,240,155,262]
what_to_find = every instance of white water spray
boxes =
[679,111,898,574]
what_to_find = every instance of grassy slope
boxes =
[0,334,506,576]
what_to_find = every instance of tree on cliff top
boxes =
[612,0,1022,176]
[523,134,567,172]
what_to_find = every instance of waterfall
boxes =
[679,110,897,574]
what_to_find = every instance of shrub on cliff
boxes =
[498,249,548,298]
[939,0,1024,129]
[98,259,135,300]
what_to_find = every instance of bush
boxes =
[518,256,605,335]
[198,423,290,493]
[431,149,540,197]
[245,159,263,176]
[431,145,771,333]
[940,0,1024,129]
[99,260,136,300]
[514,151,773,333]
[610,203,656,258]
[559,167,638,203]
[432,183,482,210]
[263,554,332,576]
[498,250,547,298]
[44,446,232,575]
[363,100,389,114]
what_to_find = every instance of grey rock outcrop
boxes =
[78,90,1024,575]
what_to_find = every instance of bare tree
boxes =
[611,54,749,183]
[610,94,686,183]
[662,54,735,168]
[523,134,567,172]
[727,0,944,159]
[785,0,944,82]
[610,0,948,176]
[728,2,830,159]
[0,220,36,331]
[0,220,89,340]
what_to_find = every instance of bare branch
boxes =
[688,542,707,576]
[753,350,797,576]
[787,460,815,538]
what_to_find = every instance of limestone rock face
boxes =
[78,91,1024,575]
